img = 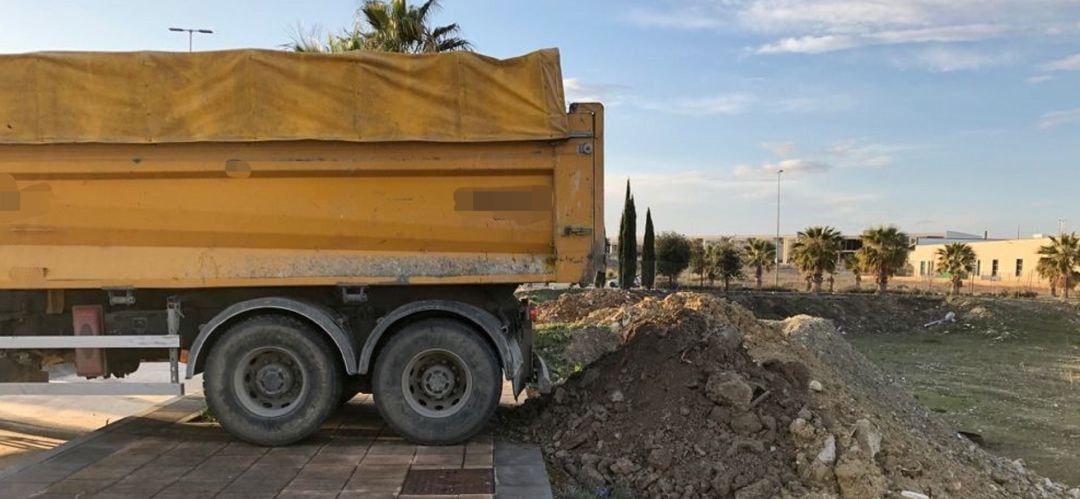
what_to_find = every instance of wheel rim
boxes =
[401,348,473,419]
[233,346,308,418]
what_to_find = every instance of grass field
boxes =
[847,298,1080,485]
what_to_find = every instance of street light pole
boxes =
[168,27,214,52]
[775,169,784,287]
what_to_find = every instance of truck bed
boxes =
[0,107,604,289]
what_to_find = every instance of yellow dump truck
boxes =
[0,48,604,445]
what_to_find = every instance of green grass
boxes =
[849,298,1080,485]
[534,323,587,383]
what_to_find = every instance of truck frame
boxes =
[0,49,604,446]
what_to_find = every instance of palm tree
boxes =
[791,226,843,293]
[1037,233,1080,299]
[289,0,472,54]
[844,251,865,290]
[743,238,776,289]
[935,243,976,296]
[860,225,911,293]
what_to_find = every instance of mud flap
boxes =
[530,353,554,394]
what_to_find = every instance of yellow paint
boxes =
[0,109,605,290]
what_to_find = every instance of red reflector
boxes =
[73,305,107,377]
[528,306,538,322]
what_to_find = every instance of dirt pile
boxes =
[536,289,647,324]
[729,293,947,336]
[504,294,810,498]
[506,290,1079,498]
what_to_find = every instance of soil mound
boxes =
[536,289,644,324]
[505,291,1078,498]
[504,294,809,498]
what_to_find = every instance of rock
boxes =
[817,434,837,464]
[553,386,568,404]
[648,448,674,471]
[853,419,882,459]
[709,405,733,424]
[734,477,779,499]
[809,380,824,392]
[679,406,691,416]
[609,389,625,403]
[564,430,591,449]
[610,457,640,475]
[1067,487,1080,498]
[731,411,763,434]
[590,404,609,422]
[789,418,817,446]
[900,492,930,499]
[581,463,606,486]
[991,468,1011,485]
[706,371,754,408]
[835,458,887,499]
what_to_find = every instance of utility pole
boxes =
[774,169,783,287]
[169,27,214,52]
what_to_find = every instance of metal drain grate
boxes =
[400,468,494,495]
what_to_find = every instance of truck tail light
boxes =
[529,304,538,322]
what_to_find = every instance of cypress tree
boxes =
[618,180,637,289]
[642,209,656,289]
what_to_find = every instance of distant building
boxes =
[907,236,1051,289]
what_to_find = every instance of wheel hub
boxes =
[420,365,456,399]
[402,349,473,419]
[255,364,293,396]
[233,347,308,418]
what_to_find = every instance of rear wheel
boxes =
[204,315,342,446]
[372,318,502,445]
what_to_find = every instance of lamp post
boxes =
[169,27,214,52]
[775,169,783,287]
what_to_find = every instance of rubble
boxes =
[501,290,1076,498]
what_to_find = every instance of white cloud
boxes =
[896,46,1015,72]
[1042,52,1080,71]
[1039,108,1080,129]
[1027,75,1053,84]
[628,1,1080,64]
[735,158,833,177]
[762,141,799,158]
[757,25,1006,54]
[634,91,855,116]
[827,139,900,167]
[563,78,629,105]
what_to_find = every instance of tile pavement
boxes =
[0,393,552,499]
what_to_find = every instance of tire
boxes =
[372,318,502,445]
[203,314,342,446]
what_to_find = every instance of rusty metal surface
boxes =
[400,468,494,495]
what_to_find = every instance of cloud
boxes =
[762,142,799,158]
[756,25,1006,54]
[1039,108,1080,129]
[827,139,900,167]
[563,78,629,105]
[735,158,833,177]
[896,46,1015,72]
[628,1,1080,63]
[1027,75,1053,84]
[634,92,855,116]
[1042,52,1080,71]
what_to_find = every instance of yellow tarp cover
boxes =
[0,48,568,144]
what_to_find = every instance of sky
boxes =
[2,0,1080,239]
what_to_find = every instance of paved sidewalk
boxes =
[0,394,552,498]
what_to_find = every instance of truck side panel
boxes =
[0,133,601,289]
